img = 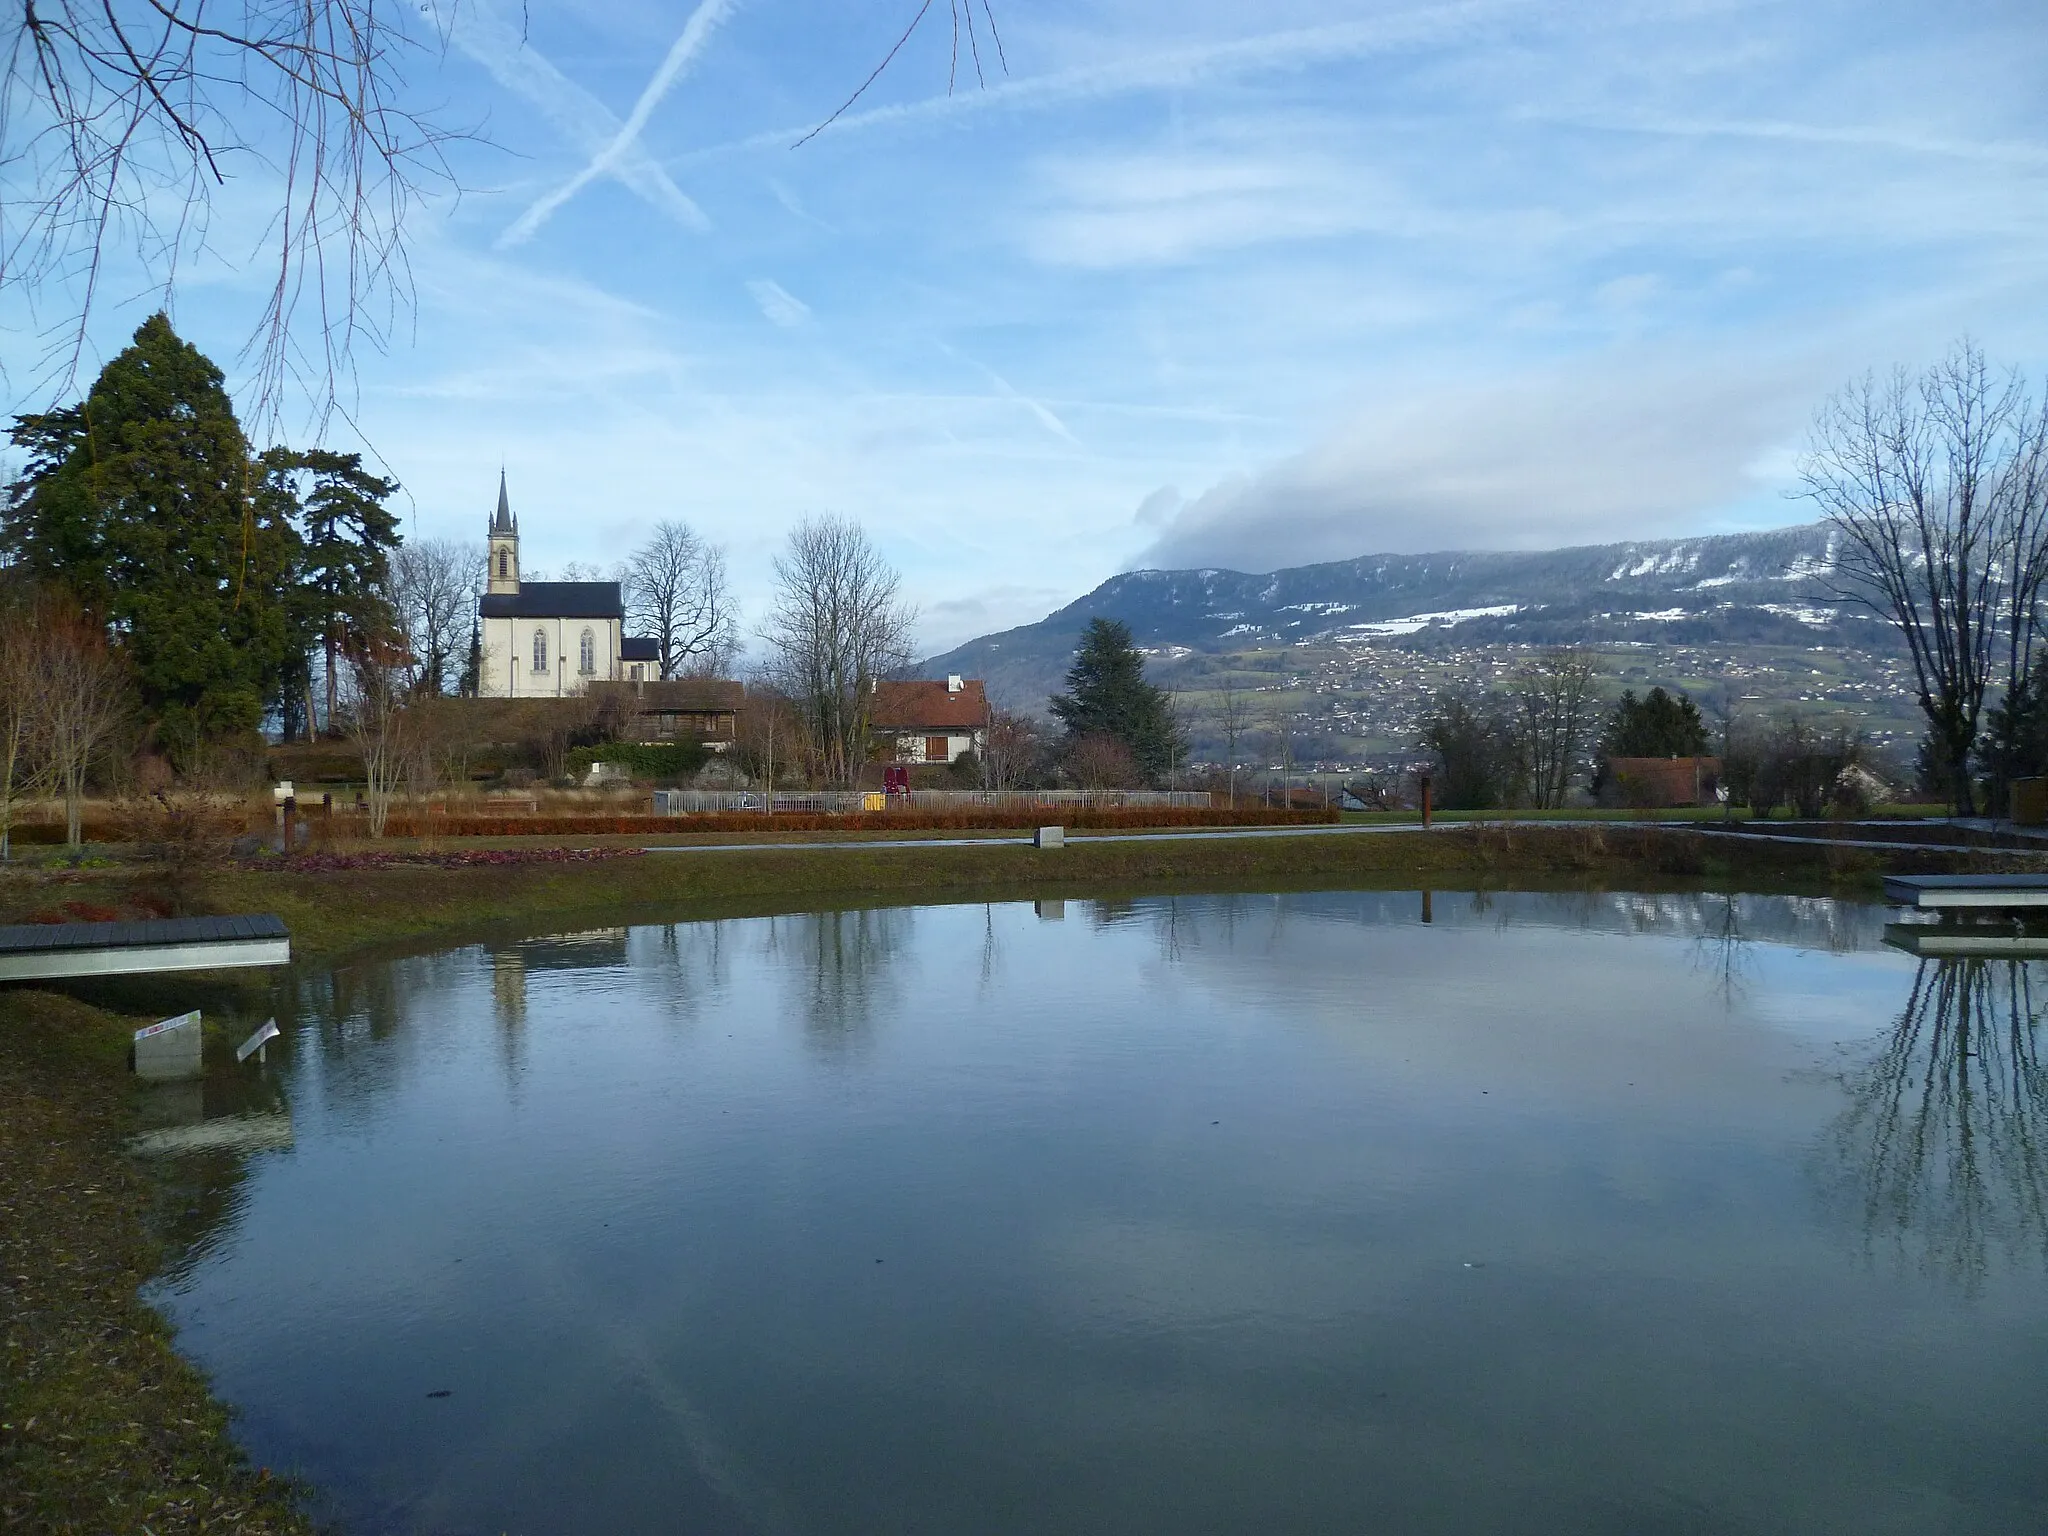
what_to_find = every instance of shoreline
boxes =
[2,822,2037,1531]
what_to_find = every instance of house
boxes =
[593,678,744,750]
[871,676,988,764]
[475,474,661,696]
[1602,756,1722,808]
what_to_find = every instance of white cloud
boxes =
[1136,345,1841,572]
[746,279,812,328]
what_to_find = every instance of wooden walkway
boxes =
[1881,874,2048,912]
[0,914,290,981]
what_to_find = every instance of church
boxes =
[477,476,658,698]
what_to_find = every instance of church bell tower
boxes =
[487,471,520,595]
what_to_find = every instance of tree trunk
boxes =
[324,635,339,736]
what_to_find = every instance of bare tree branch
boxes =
[759,515,915,789]
[3,0,462,431]
[1802,341,2048,816]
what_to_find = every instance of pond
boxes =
[141,890,2048,1535]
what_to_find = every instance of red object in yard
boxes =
[883,765,910,798]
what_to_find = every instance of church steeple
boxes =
[491,469,516,536]
[487,473,520,595]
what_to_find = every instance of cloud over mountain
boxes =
[1135,349,1834,573]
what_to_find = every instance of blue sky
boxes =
[5,0,2046,653]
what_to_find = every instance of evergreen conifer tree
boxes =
[1600,687,1709,759]
[3,313,296,753]
[1049,617,1186,784]
[256,446,400,730]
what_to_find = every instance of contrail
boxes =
[675,0,1521,162]
[500,0,739,247]
[422,0,708,232]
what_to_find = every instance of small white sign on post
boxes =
[1035,825,1066,850]
[134,1010,202,1081]
[235,1017,282,1065]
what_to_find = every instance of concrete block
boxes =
[134,1010,202,1081]
[1035,825,1066,849]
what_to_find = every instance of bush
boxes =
[566,740,710,783]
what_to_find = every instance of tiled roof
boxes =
[871,679,988,731]
[617,678,745,711]
[620,637,659,662]
[479,582,623,619]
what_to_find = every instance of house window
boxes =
[532,630,548,673]
[497,548,508,580]
[579,628,596,675]
[628,664,645,683]
[657,715,676,738]
[927,736,950,762]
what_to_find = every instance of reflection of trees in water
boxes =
[769,907,911,1056]
[1824,959,2048,1290]
[637,920,734,1030]
[1690,894,1754,1005]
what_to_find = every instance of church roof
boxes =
[490,471,516,535]
[620,637,659,662]
[480,582,623,619]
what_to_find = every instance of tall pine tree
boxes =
[4,314,297,755]
[1049,617,1186,785]
[256,447,400,734]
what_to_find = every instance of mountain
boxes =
[926,524,1869,701]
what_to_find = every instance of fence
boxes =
[649,788,1212,815]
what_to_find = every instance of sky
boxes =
[4,0,2046,654]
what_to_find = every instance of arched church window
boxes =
[580,629,596,675]
[532,630,548,673]
[497,548,508,580]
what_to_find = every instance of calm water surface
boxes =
[145,890,2048,1534]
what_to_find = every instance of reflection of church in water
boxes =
[489,930,631,1033]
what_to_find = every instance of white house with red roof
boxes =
[871,675,989,764]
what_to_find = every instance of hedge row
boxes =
[565,741,710,780]
[378,806,1340,838]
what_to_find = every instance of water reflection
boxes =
[765,906,909,1055]
[1825,958,2048,1290]
[135,888,2048,1535]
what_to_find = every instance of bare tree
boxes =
[0,586,47,857]
[388,536,480,697]
[1802,342,2048,814]
[1507,648,1598,809]
[37,600,128,846]
[346,645,410,838]
[3,1,457,426]
[1213,682,1251,807]
[1066,732,1139,791]
[980,707,1039,791]
[760,516,916,789]
[626,521,738,680]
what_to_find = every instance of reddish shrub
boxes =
[377,806,1338,839]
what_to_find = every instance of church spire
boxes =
[491,469,516,535]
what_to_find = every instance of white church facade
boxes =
[477,476,657,698]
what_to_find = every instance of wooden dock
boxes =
[0,915,290,981]
[1881,874,2048,913]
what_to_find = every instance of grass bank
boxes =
[0,990,310,1534]
[162,820,2045,964]
[1,819,2039,1532]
